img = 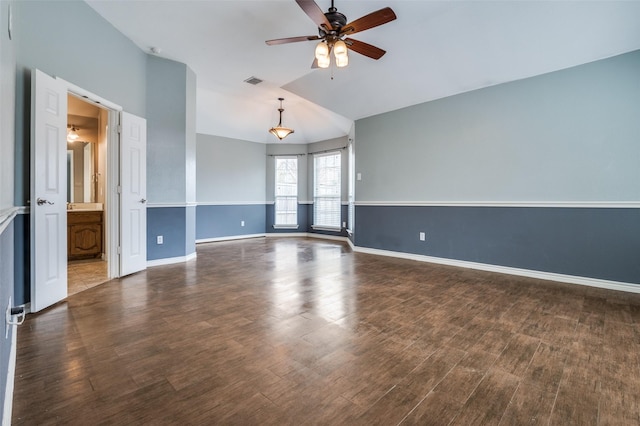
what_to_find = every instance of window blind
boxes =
[313,152,341,228]
[275,157,298,226]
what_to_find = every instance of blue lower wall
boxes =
[355,205,640,284]
[0,217,16,420]
[265,203,349,237]
[147,207,189,260]
[196,204,266,240]
[195,203,350,240]
[13,214,28,306]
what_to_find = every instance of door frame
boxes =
[58,78,123,279]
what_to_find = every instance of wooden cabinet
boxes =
[68,211,103,261]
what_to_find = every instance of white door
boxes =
[120,112,147,276]
[30,69,68,312]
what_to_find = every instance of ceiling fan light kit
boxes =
[266,0,396,69]
[269,98,295,140]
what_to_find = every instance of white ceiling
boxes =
[86,0,640,144]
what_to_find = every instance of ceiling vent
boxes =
[244,76,263,85]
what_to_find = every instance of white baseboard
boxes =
[305,233,349,243]
[147,251,197,268]
[195,232,349,244]
[353,246,640,294]
[3,325,17,426]
[196,234,266,244]
[265,232,307,238]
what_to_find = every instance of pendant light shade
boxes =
[67,125,80,143]
[269,98,294,140]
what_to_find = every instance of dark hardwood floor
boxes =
[13,237,640,425]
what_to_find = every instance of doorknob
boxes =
[140,198,147,204]
[36,198,54,206]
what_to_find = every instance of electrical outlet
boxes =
[419,232,426,241]
[157,235,163,244]
[357,173,362,181]
[241,220,245,227]
[342,222,347,228]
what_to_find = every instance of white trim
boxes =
[195,232,349,244]
[57,78,123,111]
[196,201,267,206]
[0,207,19,235]
[196,233,266,244]
[347,237,355,251]
[355,201,640,208]
[3,324,17,426]
[265,232,307,238]
[147,203,191,208]
[352,246,640,294]
[273,224,299,230]
[306,233,349,243]
[147,251,197,268]
[311,225,342,232]
[266,232,348,243]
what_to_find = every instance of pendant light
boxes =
[67,125,80,143]
[269,98,294,140]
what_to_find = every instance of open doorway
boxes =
[31,70,147,312]
[66,94,110,295]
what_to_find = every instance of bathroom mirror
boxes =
[67,141,96,203]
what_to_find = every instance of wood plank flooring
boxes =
[13,237,640,425]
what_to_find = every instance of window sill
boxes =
[273,224,299,230]
[311,225,341,232]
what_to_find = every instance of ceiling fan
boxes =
[265,0,396,68]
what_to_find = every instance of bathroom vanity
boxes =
[67,204,103,261]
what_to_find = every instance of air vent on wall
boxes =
[244,76,263,85]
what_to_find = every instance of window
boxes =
[313,151,341,229]
[275,157,298,227]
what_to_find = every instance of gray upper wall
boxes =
[0,0,16,210]
[14,1,146,116]
[196,134,266,203]
[355,50,640,203]
[146,56,196,204]
[13,0,147,204]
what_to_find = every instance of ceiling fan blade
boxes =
[344,38,386,60]
[266,35,320,46]
[340,7,396,35]
[296,0,333,31]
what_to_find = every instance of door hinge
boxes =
[117,125,122,134]
[117,185,121,194]
[117,246,121,255]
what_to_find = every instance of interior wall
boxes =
[195,134,266,241]
[0,1,16,420]
[0,1,15,211]
[11,0,146,299]
[354,50,640,285]
[197,134,266,203]
[13,0,147,206]
[146,56,197,261]
[355,50,640,203]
